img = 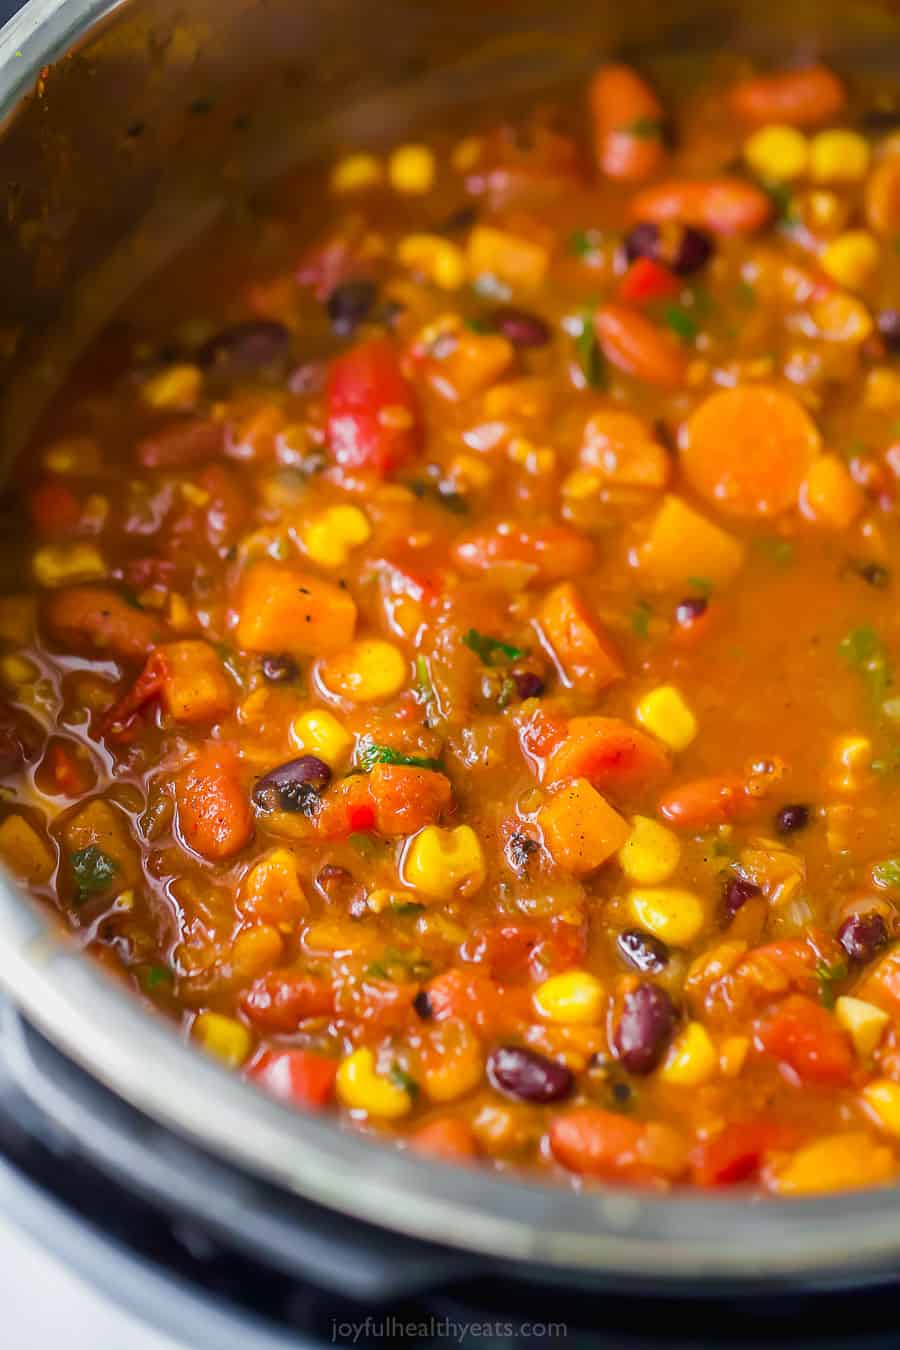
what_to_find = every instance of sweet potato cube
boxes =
[157,641,233,722]
[636,495,744,590]
[539,777,630,875]
[236,561,356,657]
[537,582,624,694]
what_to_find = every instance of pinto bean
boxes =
[594,304,688,388]
[730,65,846,127]
[628,178,772,236]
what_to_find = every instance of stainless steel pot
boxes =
[3,0,900,1296]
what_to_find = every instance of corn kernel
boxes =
[397,234,465,290]
[619,816,681,885]
[0,595,34,645]
[330,153,382,193]
[830,735,872,794]
[141,363,202,410]
[0,814,54,884]
[635,685,697,752]
[562,469,602,501]
[302,505,371,568]
[533,970,604,1025]
[821,231,880,291]
[32,543,105,588]
[290,709,353,767]
[467,225,549,292]
[836,997,890,1057]
[659,1021,718,1086]
[168,593,196,632]
[42,436,101,475]
[812,291,874,342]
[230,924,284,979]
[403,824,486,900]
[743,124,809,181]
[773,1132,894,1194]
[193,1012,252,1068]
[864,366,900,410]
[447,454,492,492]
[0,654,38,686]
[451,136,482,172]
[422,1031,483,1102]
[336,1046,413,1118]
[507,437,556,475]
[719,1035,750,1077]
[389,144,435,195]
[320,639,407,703]
[862,1079,900,1137]
[810,129,871,185]
[628,887,705,946]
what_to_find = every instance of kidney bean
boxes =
[487,1045,574,1103]
[675,596,708,627]
[261,654,299,683]
[489,307,551,348]
[413,989,434,1020]
[594,303,688,388]
[629,178,772,236]
[617,929,669,973]
[723,873,762,919]
[624,221,713,276]
[512,671,545,700]
[838,912,888,965]
[252,756,331,815]
[878,310,900,352]
[326,279,377,336]
[775,803,810,835]
[613,983,677,1074]
[729,65,846,127]
[198,320,290,376]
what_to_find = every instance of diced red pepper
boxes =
[249,1048,338,1109]
[618,257,680,305]
[326,338,421,475]
[753,994,855,1087]
[240,971,335,1033]
[691,1119,801,1187]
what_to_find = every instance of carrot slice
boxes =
[729,65,846,127]
[548,716,671,792]
[594,304,688,389]
[682,386,821,517]
[236,561,357,656]
[589,64,665,182]
[537,582,624,694]
[367,763,453,835]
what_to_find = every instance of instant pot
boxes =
[5,1,900,1344]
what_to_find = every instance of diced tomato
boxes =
[618,257,680,305]
[315,775,377,840]
[426,968,531,1034]
[857,948,900,1016]
[175,743,254,861]
[47,741,92,796]
[691,1119,801,1187]
[105,640,232,740]
[548,716,671,793]
[462,919,585,981]
[240,970,335,1033]
[659,774,756,829]
[550,1107,687,1183]
[411,1117,478,1162]
[249,1048,338,1109]
[368,764,453,835]
[517,705,569,767]
[326,338,421,475]
[754,994,855,1087]
[342,979,421,1036]
[30,480,81,534]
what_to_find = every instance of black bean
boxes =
[675,595,708,626]
[443,204,478,233]
[489,306,551,348]
[252,756,331,815]
[723,874,762,918]
[624,221,713,276]
[878,310,900,352]
[326,278,377,336]
[505,831,538,873]
[198,320,290,375]
[617,929,669,973]
[261,654,299,683]
[486,1045,574,1104]
[413,990,433,1020]
[775,803,810,835]
[861,107,900,132]
[613,983,677,1075]
[838,912,889,965]
[857,562,891,589]
[513,671,545,700]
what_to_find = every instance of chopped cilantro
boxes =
[406,478,469,515]
[574,307,605,388]
[389,1063,420,1099]
[465,315,493,334]
[390,900,425,916]
[815,957,848,1009]
[356,742,441,773]
[415,654,433,703]
[463,628,526,666]
[365,947,432,982]
[663,303,698,343]
[143,965,172,990]
[70,845,118,904]
[766,181,796,223]
[736,280,757,307]
[621,116,663,138]
[497,675,517,709]
[873,857,900,889]
[839,625,892,707]
[687,575,714,598]
[631,601,652,638]
[755,536,795,568]
[568,228,605,258]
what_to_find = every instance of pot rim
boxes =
[3,0,900,1288]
